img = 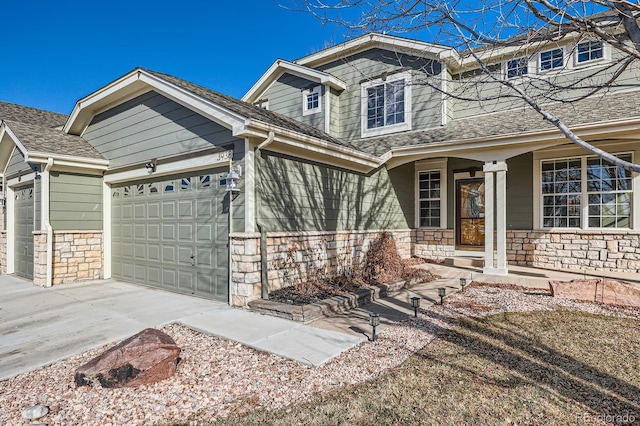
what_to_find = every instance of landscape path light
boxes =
[460,278,467,291]
[438,287,446,305]
[369,312,380,342]
[410,296,420,317]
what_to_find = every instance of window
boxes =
[302,86,321,116]
[540,48,564,71]
[587,154,632,228]
[540,154,632,229]
[577,41,604,63]
[361,72,412,137]
[418,171,442,227]
[541,159,582,228]
[506,57,528,78]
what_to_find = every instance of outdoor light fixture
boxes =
[460,278,467,291]
[225,165,242,193]
[410,296,420,317]
[369,312,380,342]
[438,287,446,305]
[145,160,156,173]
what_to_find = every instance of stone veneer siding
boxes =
[507,230,640,272]
[414,229,455,259]
[0,231,6,275]
[33,231,103,286]
[230,229,413,307]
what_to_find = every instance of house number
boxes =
[215,150,233,162]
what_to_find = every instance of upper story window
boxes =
[302,85,322,116]
[506,57,528,78]
[577,41,604,63]
[361,71,412,137]
[539,48,564,71]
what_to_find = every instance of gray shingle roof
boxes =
[4,120,104,160]
[144,69,357,150]
[0,101,68,128]
[352,90,640,156]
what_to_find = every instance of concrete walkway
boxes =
[0,276,361,381]
[310,260,640,339]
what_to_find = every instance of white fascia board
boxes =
[1,123,30,160]
[65,68,248,137]
[297,33,454,68]
[27,152,109,170]
[242,59,347,103]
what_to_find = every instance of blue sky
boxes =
[1,0,350,114]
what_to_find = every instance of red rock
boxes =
[549,279,640,308]
[74,328,181,388]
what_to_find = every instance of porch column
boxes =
[483,161,508,275]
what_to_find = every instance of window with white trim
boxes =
[302,86,321,116]
[587,154,632,228]
[361,72,412,137]
[418,171,442,227]
[541,153,632,229]
[577,40,604,63]
[506,57,528,78]
[539,48,564,71]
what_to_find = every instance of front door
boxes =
[456,178,485,249]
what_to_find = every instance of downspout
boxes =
[43,158,54,287]
[228,158,233,306]
[255,131,275,299]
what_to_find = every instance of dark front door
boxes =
[456,178,485,249]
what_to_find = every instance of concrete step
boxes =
[444,257,484,268]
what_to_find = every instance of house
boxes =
[1,32,639,307]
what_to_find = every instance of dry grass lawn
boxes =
[213,310,640,425]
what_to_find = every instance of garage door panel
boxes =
[148,202,161,219]
[134,242,146,260]
[178,223,193,241]
[148,244,161,261]
[162,201,176,219]
[148,223,160,240]
[148,267,161,286]
[163,246,176,262]
[196,223,213,242]
[162,223,176,241]
[178,200,193,218]
[134,224,146,239]
[121,204,133,220]
[112,168,228,301]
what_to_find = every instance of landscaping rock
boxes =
[74,328,181,388]
[22,404,49,420]
[549,279,640,308]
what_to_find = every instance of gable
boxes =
[83,90,242,169]
[5,147,34,179]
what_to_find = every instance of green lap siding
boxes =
[49,172,103,230]
[256,150,413,232]
[5,148,31,178]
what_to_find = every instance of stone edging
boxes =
[247,279,409,323]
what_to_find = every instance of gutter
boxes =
[255,131,275,299]
[42,158,54,287]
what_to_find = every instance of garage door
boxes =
[14,184,34,279]
[111,168,229,301]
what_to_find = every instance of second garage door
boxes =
[111,168,229,301]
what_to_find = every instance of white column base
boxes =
[482,266,509,276]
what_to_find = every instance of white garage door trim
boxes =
[104,152,234,302]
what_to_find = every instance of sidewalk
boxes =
[0,276,361,381]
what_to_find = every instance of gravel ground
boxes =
[2,283,640,426]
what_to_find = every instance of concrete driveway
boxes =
[0,276,362,380]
